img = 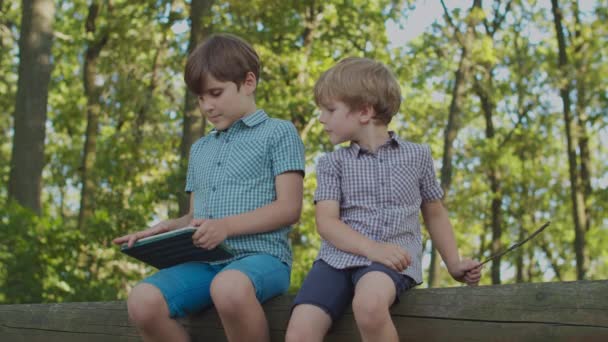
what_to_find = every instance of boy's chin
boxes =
[329,137,347,146]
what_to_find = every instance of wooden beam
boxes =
[1,280,607,341]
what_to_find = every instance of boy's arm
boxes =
[192,171,303,249]
[421,200,481,285]
[316,200,411,272]
[113,193,194,247]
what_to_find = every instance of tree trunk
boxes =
[8,0,55,215]
[77,1,108,231]
[128,4,176,181]
[476,73,503,284]
[178,0,214,216]
[572,0,592,234]
[550,0,587,280]
[429,0,479,287]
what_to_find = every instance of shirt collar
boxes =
[212,109,268,137]
[242,109,268,127]
[348,131,399,157]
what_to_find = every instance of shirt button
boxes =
[225,138,230,143]
[212,186,216,192]
[217,161,221,166]
[208,215,213,219]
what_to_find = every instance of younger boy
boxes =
[285,57,481,342]
[113,33,305,342]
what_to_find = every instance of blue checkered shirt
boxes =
[314,132,444,284]
[186,109,305,266]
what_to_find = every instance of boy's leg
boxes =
[285,260,354,342]
[351,263,415,342]
[128,262,219,342]
[211,254,290,342]
[127,284,190,342]
[286,305,332,342]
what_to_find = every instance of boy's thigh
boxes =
[292,259,354,322]
[352,262,416,304]
[221,253,290,303]
[140,261,220,318]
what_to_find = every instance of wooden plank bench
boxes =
[1,280,606,341]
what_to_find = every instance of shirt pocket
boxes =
[225,140,268,182]
[390,163,421,206]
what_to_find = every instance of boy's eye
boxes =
[209,90,222,97]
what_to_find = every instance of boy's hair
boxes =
[314,57,401,125]
[184,33,260,95]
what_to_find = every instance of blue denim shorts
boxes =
[292,259,416,322]
[141,253,290,317]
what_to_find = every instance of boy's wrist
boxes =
[361,239,377,258]
[445,258,461,274]
[220,217,235,238]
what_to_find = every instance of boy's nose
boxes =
[201,100,214,113]
[318,113,327,124]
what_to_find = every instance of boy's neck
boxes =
[229,101,257,125]
[352,124,390,153]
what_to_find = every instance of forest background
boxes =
[1,0,606,304]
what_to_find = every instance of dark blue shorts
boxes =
[292,260,415,322]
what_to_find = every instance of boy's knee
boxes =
[127,284,169,327]
[352,292,390,330]
[210,270,256,315]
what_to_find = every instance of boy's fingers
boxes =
[392,257,404,271]
[192,227,205,240]
[384,259,398,271]
[128,236,136,248]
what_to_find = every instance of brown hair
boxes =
[314,57,401,125]
[184,33,260,95]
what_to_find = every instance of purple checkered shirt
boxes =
[314,132,444,284]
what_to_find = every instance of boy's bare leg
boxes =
[127,283,190,342]
[285,304,332,342]
[352,271,398,342]
[211,270,270,342]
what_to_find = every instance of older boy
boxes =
[285,57,481,342]
[113,33,305,342]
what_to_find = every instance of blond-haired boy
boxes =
[285,57,481,342]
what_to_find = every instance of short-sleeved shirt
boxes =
[186,109,305,266]
[313,132,443,284]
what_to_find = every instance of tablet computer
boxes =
[120,227,234,269]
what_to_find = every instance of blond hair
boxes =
[314,57,401,125]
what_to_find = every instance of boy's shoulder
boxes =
[321,136,430,161]
[262,116,298,131]
[190,114,299,153]
[392,136,430,155]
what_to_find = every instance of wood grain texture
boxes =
[1,280,606,341]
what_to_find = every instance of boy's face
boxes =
[197,73,256,131]
[318,100,362,145]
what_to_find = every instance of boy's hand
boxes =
[448,259,482,286]
[112,220,172,248]
[365,242,411,272]
[192,219,229,250]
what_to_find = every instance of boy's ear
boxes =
[241,71,257,95]
[358,104,375,124]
